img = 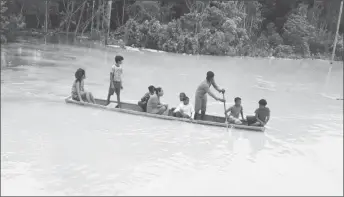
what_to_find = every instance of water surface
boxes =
[1,40,343,195]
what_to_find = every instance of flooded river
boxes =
[1,39,343,195]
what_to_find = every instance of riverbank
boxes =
[2,30,343,63]
[106,43,343,63]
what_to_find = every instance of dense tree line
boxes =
[1,0,343,60]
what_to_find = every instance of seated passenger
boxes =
[138,85,155,112]
[71,68,96,104]
[246,99,270,127]
[146,87,169,115]
[171,92,186,116]
[225,97,245,124]
[173,96,194,120]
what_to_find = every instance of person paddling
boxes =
[194,71,226,120]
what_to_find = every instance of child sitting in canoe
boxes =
[171,92,186,117]
[146,87,169,115]
[225,97,245,124]
[173,96,194,120]
[246,99,270,126]
[71,68,96,104]
[138,85,155,112]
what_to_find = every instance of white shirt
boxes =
[174,103,195,119]
[112,65,123,82]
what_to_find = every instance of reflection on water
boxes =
[1,38,343,195]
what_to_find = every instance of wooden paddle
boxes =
[222,92,229,131]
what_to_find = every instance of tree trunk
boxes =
[91,0,95,34]
[66,1,75,35]
[331,0,343,62]
[122,0,126,25]
[105,0,113,45]
[102,0,105,30]
[96,0,100,31]
[45,0,48,32]
[75,1,86,36]
[250,17,253,34]
[64,1,69,31]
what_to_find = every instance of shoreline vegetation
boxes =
[1,0,343,61]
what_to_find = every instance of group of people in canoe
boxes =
[71,55,270,126]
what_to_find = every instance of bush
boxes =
[274,45,294,58]
[1,0,26,43]
[118,1,342,60]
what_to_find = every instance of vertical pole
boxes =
[91,0,95,35]
[122,0,126,25]
[96,0,100,32]
[102,0,105,31]
[324,0,343,100]
[105,0,112,45]
[45,0,48,33]
[331,0,343,64]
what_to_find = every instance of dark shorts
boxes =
[246,115,264,126]
[72,93,87,101]
[108,81,121,96]
[138,101,147,112]
[171,107,177,116]
[246,115,256,124]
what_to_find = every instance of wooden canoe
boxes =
[64,96,265,132]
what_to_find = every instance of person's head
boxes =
[155,87,164,96]
[179,92,186,101]
[234,97,241,106]
[206,71,215,82]
[183,96,190,105]
[115,55,124,65]
[75,68,85,82]
[258,99,267,108]
[148,85,155,94]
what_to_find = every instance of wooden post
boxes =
[45,0,48,33]
[91,0,95,35]
[324,0,343,100]
[96,0,100,32]
[331,0,343,64]
[122,0,126,25]
[105,0,112,45]
[102,0,105,30]
[75,1,86,36]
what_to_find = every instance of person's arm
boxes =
[174,103,182,113]
[212,79,225,93]
[265,109,270,124]
[265,116,270,124]
[190,105,195,120]
[156,99,161,107]
[110,72,114,88]
[121,69,123,89]
[225,106,232,117]
[141,93,149,102]
[207,90,224,102]
[255,111,265,125]
[225,106,232,114]
[241,107,244,120]
[76,81,84,103]
[157,97,167,108]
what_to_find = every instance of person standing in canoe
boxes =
[194,71,226,120]
[106,55,124,107]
